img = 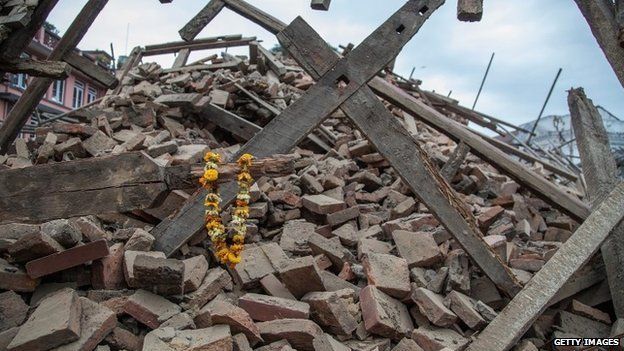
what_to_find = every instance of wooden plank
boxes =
[161,60,244,74]
[0,152,166,224]
[257,43,287,76]
[278,16,522,298]
[0,152,294,224]
[197,101,261,140]
[574,0,624,88]
[0,0,110,154]
[368,78,591,222]
[63,51,118,89]
[310,0,331,11]
[222,0,287,35]
[143,37,254,56]
[0,0,59,61]
[178,0,226,41]
[146,34,242,51]
[0,58,70,78]
[440,141,469,181]
[569,87,624,318]
[466,181,624,351]
[151,0,444,257]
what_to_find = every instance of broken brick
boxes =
[123,289,181,329]
[257,318,323,351]
[183,255,209,293]
[392,230,442,268]
[26,239,110,279]
[195,300,263,344]
[239,293,310,321]
[411,287,457,327]
[360,286,413,341]
[278,256,326,299]
[133,255,185,295]
[362,253,410,299]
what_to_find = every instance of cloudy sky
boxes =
[47,0,624,129]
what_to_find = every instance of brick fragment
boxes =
[363,253,410,299]
[8,231,64,263]
[320,270,361,295]
[412,326,469,351]
[445,290,486,330]
[233,243,289,289]
[195,300,262,344]
[360,286,413,341]
[302,289,358,336]
[41,219,82,248]
[123,250,166,287]
[278,256,326,299]
[477,205,504,231]
[280,220,316,255]
[260,274,296,300]
[445,250,470,293]
[302,194,346,215]
[308,233,354,269]
[160,312,196,330]
[54,297,117,351]
[257,319,323,351]
[182,267,233,310]
[91,243,125,290]
[483,235,507,262]
[83,130,117,156]
[301,173,324,194]
[232,333,253,351]
[392,338,424,351]
[26,239,110,279]
[312,333,350,351]
[7,288,81,351]
[411,288,457,327]
[183,255,208,293]
[357,238,392,260]
[0,291,28,332]
[0,259,39,292]
[143,325,232,350]
[239,293,310,321]
[133,255,185,295]
[326,207,360,227]
[332,221,358,246]
[570,300,611,324]
[344,338,392,350]
[382,214,438,236]
[509,257,544,272]
[124,228,155,251]
[392,230,442,268]
[104,327,141,351]
[0,328,19,351]
[124,289,181,329]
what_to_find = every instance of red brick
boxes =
[412,326,469,351]
[104,327,141,351]
[302,289,358,336]
[392,338,424,351]
[445,290,486,330]
[8,231,63,263]
[260,274,296,300]
[312,333,351,351]
[308,233,354,269]
[54,297,117,351]
[195,300,262,344]
[257,319,323,351]
[183,255,209,293]
[143,325,232,350]
[357,238,392,260]
[326,206,360,226]
[411,287,457,327]
[570,300,611,324]
[181,267,233,310]
[91,243,125,290]
[280,220,316,255]
[233,243,289,289]
[0,291,28,332]
[26,239,109,279]
[477,206,504,231]
[133,255,184,295]
[278,256,326,299]
[382,213,439,236]
[363,253,410,299]
[239,293,310,321]
[360,286,413,341]
[7,288,81,351]
[123,250,166,287]
[392,230,442,268]
[509,258,544,272]
[302,194,346,215]
[124,289,181,329]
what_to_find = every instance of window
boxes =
[87,87,97,104]
[51,80,65,103]
[73,81,84,108]
[10,54,29,89]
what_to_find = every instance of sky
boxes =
[47,0,624,129]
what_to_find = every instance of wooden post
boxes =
[178,0,226,41]
[278,16,521,297]
[152,0,445,257]
[466,181,624,351]
[0,59,70,79]
[172,48,191,68]
[0,0,110,154]
[311,0,331,11]
[573,0,624,88]
[569,87,624,318]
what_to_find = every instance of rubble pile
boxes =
[0,50,613,351]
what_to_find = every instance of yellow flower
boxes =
[230,244,243,253]
[232,235,245,244]
[237,172,253,183]
[237,154,254,167]
[228,252,241,264]
[204,152,221,163]
[203,169,219,182]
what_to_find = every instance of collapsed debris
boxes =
[1,0,624,351]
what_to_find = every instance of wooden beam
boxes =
[569,87,624,318]
[279,16,522,297]
[108,46,143,97]
[574,0,624,88]
[0,0,110,154]
[63,51,118,89]
[310,0,331,11]
[440,141,470,180]
[0,152,294,224]
[222,0,287,35]
[368,78,591,222]
[0,0,60,61]
[196,101,261,140]
[257,43,287,76]
[152,0,444,257]
[466,181,624,351]
[178,0,226,41]
[143,37,255,56]
[0,58,70,78]
[618,0,624,47]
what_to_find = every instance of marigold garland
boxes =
[199,151,254,268]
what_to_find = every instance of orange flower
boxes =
[237,172,253,183]
[203,169,219,182]
[237,153,253,167]
[204,151,221,163]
